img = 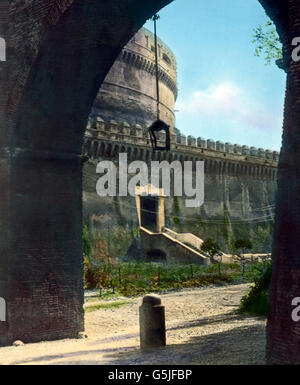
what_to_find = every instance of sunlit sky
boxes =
[144,0,286,151]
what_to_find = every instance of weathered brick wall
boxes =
[0,0,172,346]
[266,0,300,365]
[82,126,278,255]
[2,0,300,364]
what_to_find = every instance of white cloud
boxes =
[176,82,282,132]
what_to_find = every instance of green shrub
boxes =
[84,263,99,289]
[83,260,270,298]
[82,220,94,261]
[238,261,272,316]
[85,300,131,313]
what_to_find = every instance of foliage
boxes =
[233,239,253,252]
[231,239,253,276]
[82,220,94,261]
[85,300,131,313]
[101,225,134,262]
[252,19,282,65]
[200,238,222,275]
[83,223,138,266]
[239,260,272,316]
[84,260,266,298]
[164,194,274,254]
[200,239,221,258]
[248,222,273,253]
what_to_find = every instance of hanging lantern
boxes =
[149,119,170,152]
[148,14,171,152]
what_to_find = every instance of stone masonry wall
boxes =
[82,120,278,253]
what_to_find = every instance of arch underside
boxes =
[0,0,294,366]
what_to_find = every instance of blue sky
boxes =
[144,0,286,151]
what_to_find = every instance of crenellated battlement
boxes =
[83,118,279,180]
[178,134,279,162]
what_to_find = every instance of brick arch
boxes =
[0,3,174,348]
[0,0,297,362]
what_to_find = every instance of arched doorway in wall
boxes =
[146,249,167,262]
[2,0,297,365]
[81,0,288,365]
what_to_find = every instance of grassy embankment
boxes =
[84,261,269,308]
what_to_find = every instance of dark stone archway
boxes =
[0,0,299,365]
[147,250,167,263]
[0,0,172,346]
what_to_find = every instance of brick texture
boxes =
[1,0,299,364]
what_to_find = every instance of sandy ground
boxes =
[0,283,266,365]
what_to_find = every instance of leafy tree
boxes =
[252,19,282,66]
[232,239,253,276]
[201,238,222,275]
[233,239,253,253]
[201,238,220,258]
[239,260,272,316]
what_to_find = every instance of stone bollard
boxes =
[139,294,166,350]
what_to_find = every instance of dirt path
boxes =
[0,283,266,365]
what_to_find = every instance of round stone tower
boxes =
[90,27,177,131]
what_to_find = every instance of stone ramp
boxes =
[140,226,209,264]
[163,228,233,264]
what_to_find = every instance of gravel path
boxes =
[0,283,266,365]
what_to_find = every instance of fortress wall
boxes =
[83,121,279,177]
[83,28,278,254]
[82,121,278,253]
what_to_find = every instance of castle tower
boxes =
[89,27,178,133]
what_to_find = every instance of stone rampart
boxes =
[83,118,279,180]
